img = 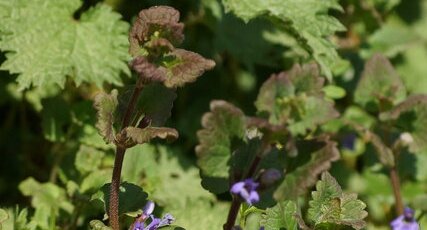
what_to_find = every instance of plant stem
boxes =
[223,198,242,230]
[390,167,404,215]
[223,149,264,230]
[109,85,143,230]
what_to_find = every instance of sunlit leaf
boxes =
[75,145,105,175]
[0,0,130,90]
[261,200,298,230]
[196,100,246,179]
[94,89,118,144]
[308,172,367,230]
[221,0,345,79]
[124,126,178,146]
[255,64,338,135]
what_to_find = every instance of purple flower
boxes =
[132,201,175,230]
[390,207,420,230]
[230,178,260,205]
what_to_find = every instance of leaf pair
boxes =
[129,6,215,88]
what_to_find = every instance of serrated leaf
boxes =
[0,0,130,90]
[163,49,216,88]
[124,126,178,146]
[274,139,340,200]
[196,100,246,178]
[308,172,367,230]
[379,95,427,153]
[255,63,338,135]
[221,0,345,79]
[89,220,112,230]
[354,54,406,112]
[19,178,74,229]
[261,201,298,230]
[91,182,147,216]
[75,145,105,175]
[138,83,177,126]
[129,6,184,56]
[94,89,118,143]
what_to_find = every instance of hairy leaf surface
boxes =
[221,0,345,79]
[261,200,298,230]
[0,0,130,90]
[94,89,118,143]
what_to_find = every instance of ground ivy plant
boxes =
[0,0,427,230]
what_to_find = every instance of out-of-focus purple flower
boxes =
[342,133,357,150]
[132,201,175,230]
[259,168,282,187]
[390,207,420,230]
[231,178,260,205]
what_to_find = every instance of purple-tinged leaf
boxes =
[129,6,184,56]
[255,63,338,135]
[93,89,118,143]
[354,54,406,112]
[124,126,178,146]
[274,139,340,200]
[380,95,427,153]
[163,49,216,88]
[196,100,246,178]
[132,56,167,83]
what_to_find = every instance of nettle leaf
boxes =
[124,126,179,146]
[0,0,130,90]
[354,54,407,112]
[255,64,338,135]
[380,95,427,153]
[19,178,74,229]
[308,172,367,230]
[129,6,184,57]
[261,200,298,230]
[163,49,216,88]
[196,100,246,178]
[91,182,147,216]
[137,83,177,126]
[274,139,340,201]
[74,145,105,175]
[221,0,345,79]
[94,89,118,143]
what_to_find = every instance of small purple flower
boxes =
[132,201,175,230]
[230,178,260,205]
[342,133,356,150]
[390,207,420,230]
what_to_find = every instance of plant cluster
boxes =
[0,0,426,230]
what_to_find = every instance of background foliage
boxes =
[0,0,427,229]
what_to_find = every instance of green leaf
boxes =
[89,220,112,230]
[91,182,147,216]
[196,100,246,178]
[255,64,338,135]
[274,139,340,200]
[0,208,8,228]
[163,49,216,88]
[19,178,74,229]
[221,0,345,79]
[138,83,177,126]
[354,54,407,113]
[0,0,130,90]
[379,95,427,153]
[308,172,367,230]
[397,45,427,94]
[74,145,105,175]
[94,89,118,144]
[261,200,298,230]
[123,145,215,209]
[323,85,346,99]
[124,126,179,146]
[41,97,72,142]
[80,169,111,194]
